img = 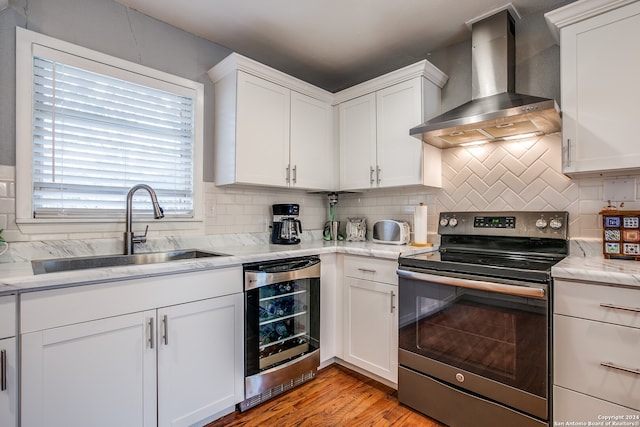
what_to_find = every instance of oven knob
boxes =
[448,218,458,227]
[455,373,465,383]
[549,218,563,230]
[535,218,548,229]
[440,217,449,227]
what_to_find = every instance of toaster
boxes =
[372,220,410,245]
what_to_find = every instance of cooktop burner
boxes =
[398,211,569,284]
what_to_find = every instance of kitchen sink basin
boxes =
[31,249,230,275]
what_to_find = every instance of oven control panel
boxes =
[438,211,569,238]
[473,216,516,229]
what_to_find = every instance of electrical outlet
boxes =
[603,178,637,202]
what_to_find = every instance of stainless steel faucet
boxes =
[124,184,164,255]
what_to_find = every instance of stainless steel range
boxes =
[397,211,569,427]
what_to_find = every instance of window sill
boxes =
[16,217,203,236]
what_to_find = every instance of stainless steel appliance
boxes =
[397,211,569,427]
[372,220,410,245]
[240,256,320,411]
[271,204,302,244]
[410,9,561,148]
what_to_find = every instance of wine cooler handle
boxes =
[148,317,154,349]
[390,290,396,313]
[162,315,169,346]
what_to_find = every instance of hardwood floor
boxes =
[205,364,445,426]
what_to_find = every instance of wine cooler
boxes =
[240,256,320,411]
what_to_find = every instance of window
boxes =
[16,28,203,232]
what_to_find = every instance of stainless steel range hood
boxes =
[410,9,561,148]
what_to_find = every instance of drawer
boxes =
[343,255,397,285]
[554,314,640,410]
[553,386,640,423]
[0,295,16,339]
[554,280,640,329]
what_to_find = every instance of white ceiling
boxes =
[116,0,569,91]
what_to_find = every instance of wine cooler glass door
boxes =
[245,260,320,377]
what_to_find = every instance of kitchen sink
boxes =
[31,249,230,275]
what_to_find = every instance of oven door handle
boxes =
[397,269,546,299]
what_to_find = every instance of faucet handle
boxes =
[132,225,149,245]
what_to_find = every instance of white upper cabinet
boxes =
[290,91,334,189]
[209,54,335,191]
[336,60,448,191]
[339,93,378,190]
[235,72,291,187]
[546,0,640,175]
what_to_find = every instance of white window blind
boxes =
[31,55,195,219]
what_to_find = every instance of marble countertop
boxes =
[3,234,640,295]
[0,237,434,295]
[552,239,640,288]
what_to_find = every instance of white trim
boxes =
[15,27,204,234]
[208,52,333,103]
[332,60,448,105]
[545,0,638,42]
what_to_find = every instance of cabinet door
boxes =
[561,2,640,174]
[339,93,377,190]
[157,294,244,427]
[290,91,334,190]
[343,276,398,383]
[0,337,16,427]
[21,311,156,427]
[236,71,290,186]
[376,78,425,187]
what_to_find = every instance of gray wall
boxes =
[0,0,232,182]
[1,0,565,170]
[427,6,564,114]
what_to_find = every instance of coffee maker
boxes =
[271,204,302,244]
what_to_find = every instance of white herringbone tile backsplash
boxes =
[439,136,576,212]
[337,134,640,239]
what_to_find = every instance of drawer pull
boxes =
[600,361,640,376]
[600,303,640,313]
[357,268,377,274]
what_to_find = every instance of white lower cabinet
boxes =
[20,268,244,427]
[22,311,157,427]
[0,337,16,427]
[553,279,640,422]
[0,295,17,427]
[158,294,243,427]
[342,255,398,384]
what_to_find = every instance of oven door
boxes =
[397,268,549,421]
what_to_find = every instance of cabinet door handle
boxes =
[292,165,297,184]
[565,138,571,168]
[377,166,381,184]
[390,290,396,313]
[600,303,640,313]
[148,317,155,349]
[1,349,6,391]
[286,165,291,184]
[370,167,375,184]
[600,361,640,376]
[162,315,169,346]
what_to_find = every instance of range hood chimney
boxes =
[410,9,561,148]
